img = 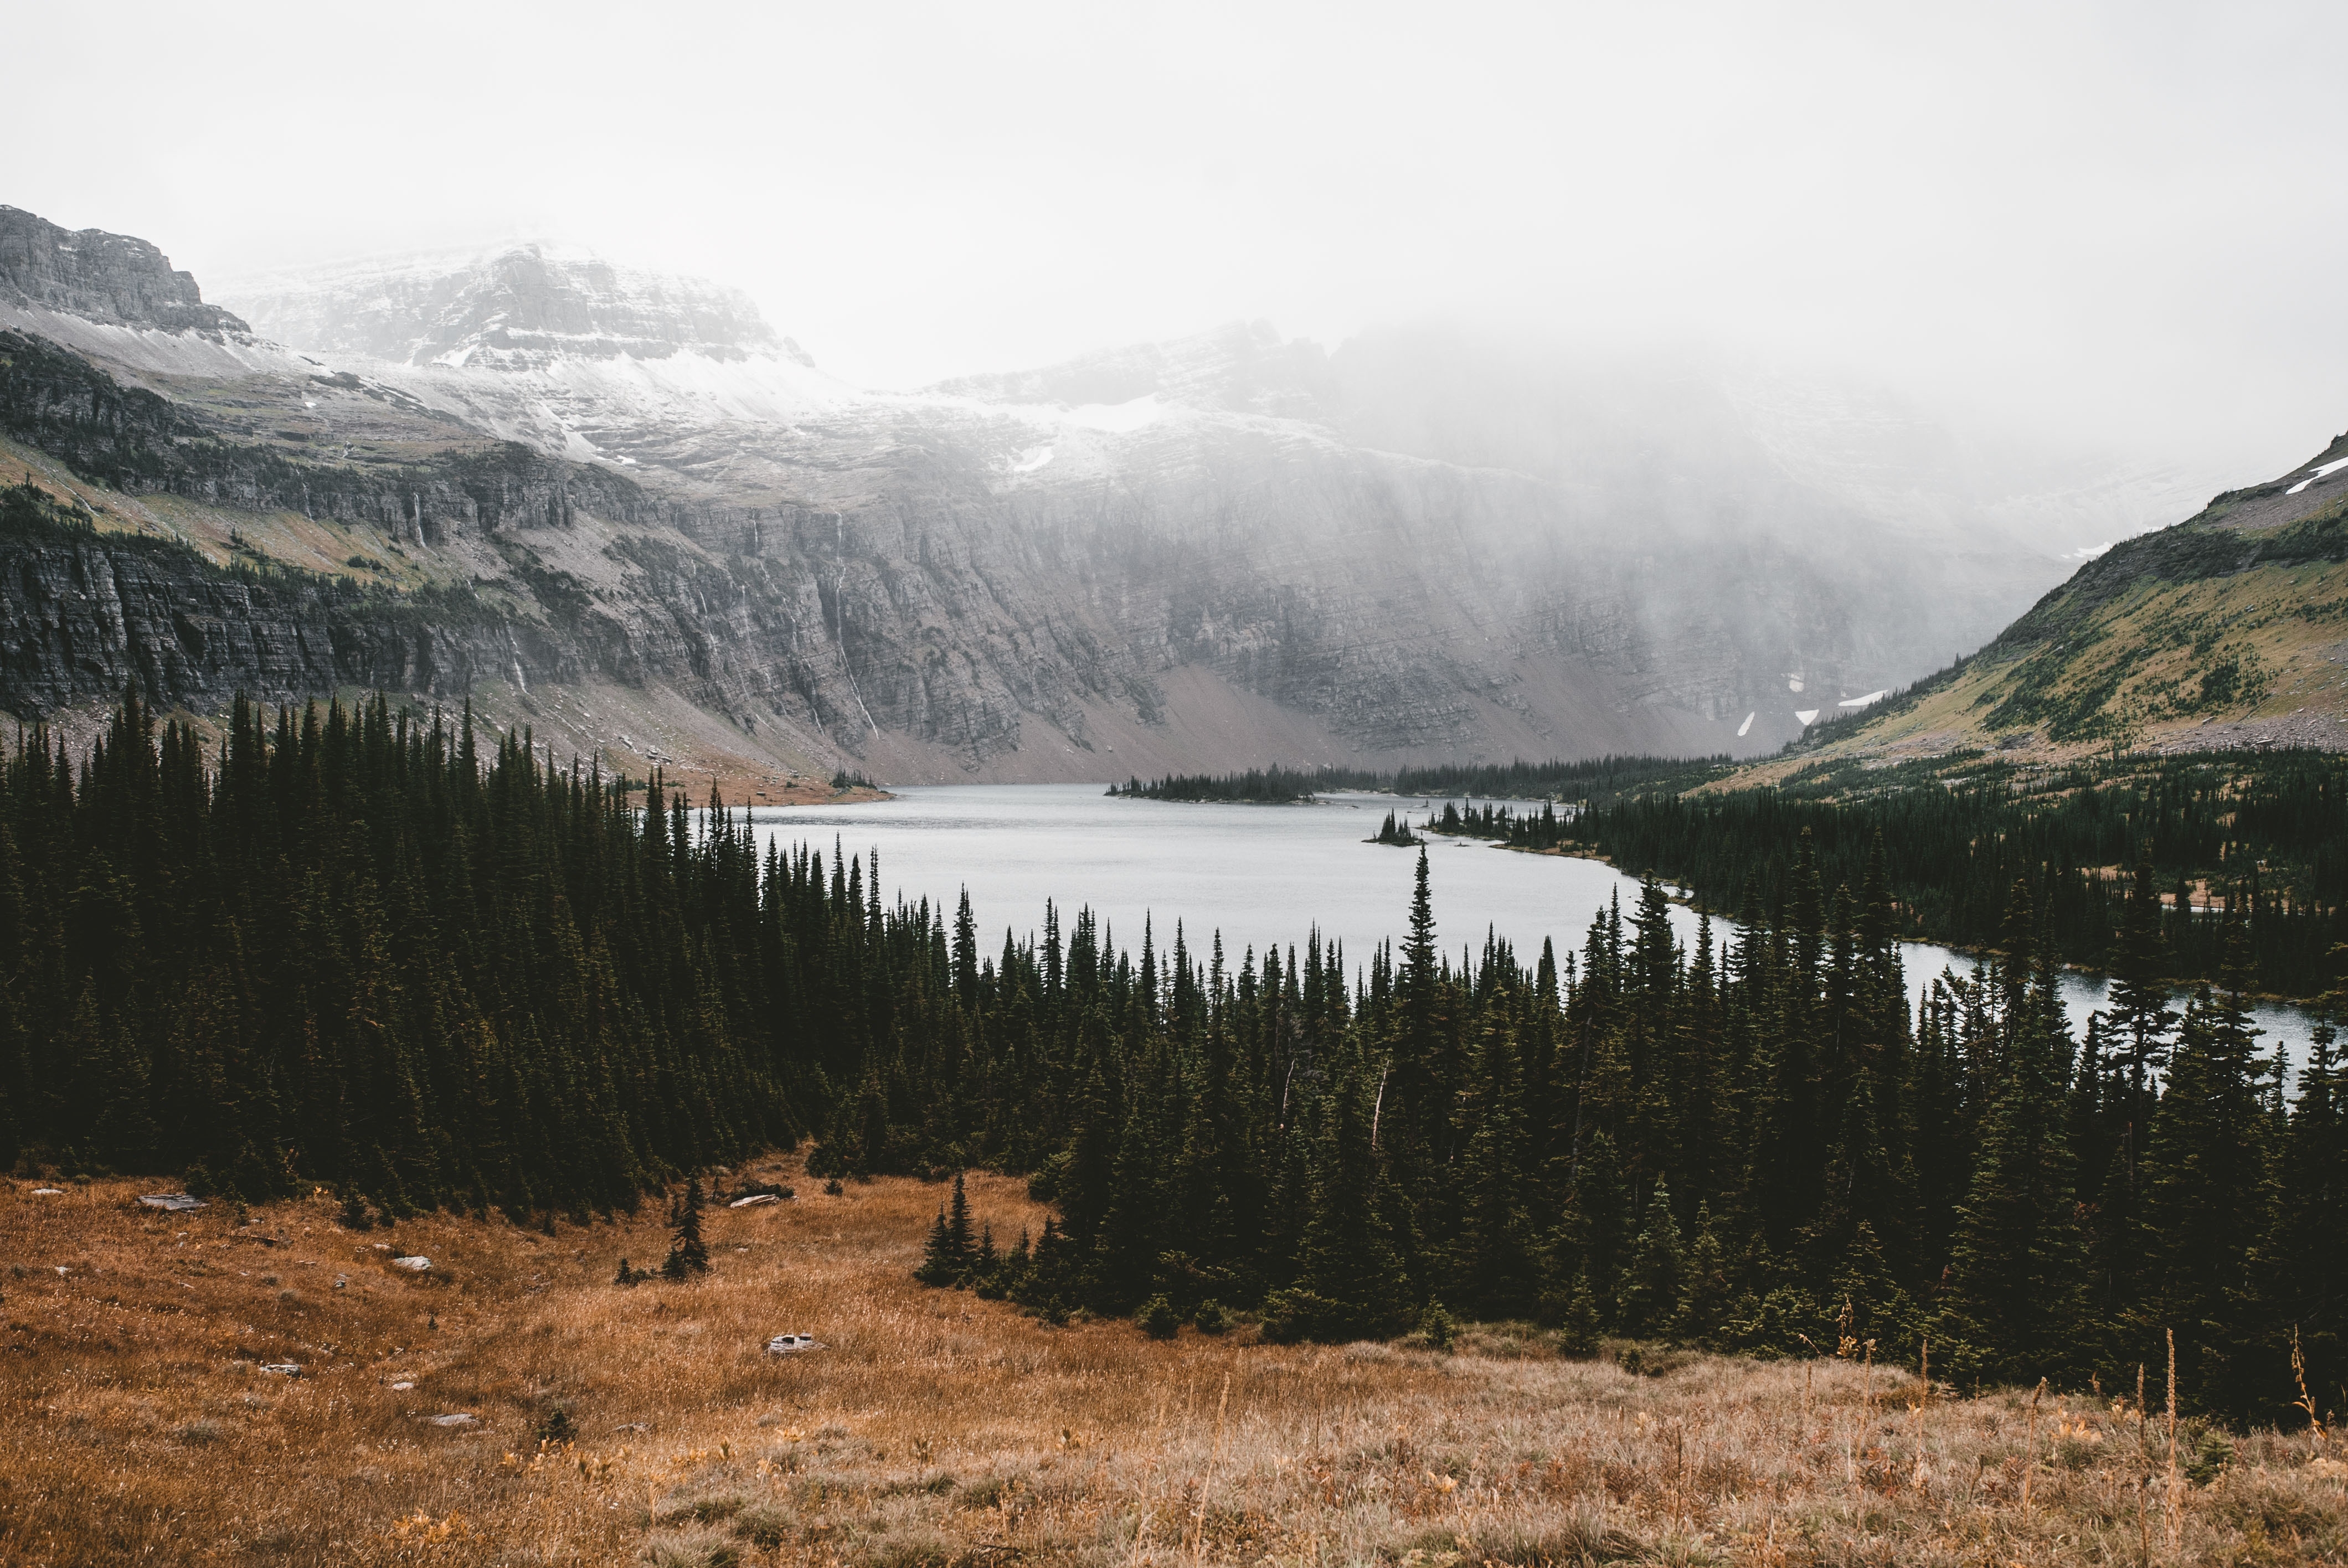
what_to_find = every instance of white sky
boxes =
[11,1,2347,475]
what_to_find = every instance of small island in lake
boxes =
[1106,766,1331,802]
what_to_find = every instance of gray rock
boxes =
[389,1256,431,1272]
[728,1194,780,1209]
[765,1333,822,1355]
[0,205,249,333]
[138,1193,206,1211]
[426,1412,479,1428]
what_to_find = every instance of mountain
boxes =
[1748,430,2348,772]
[0,205,249,334]
[0,204,2166,783]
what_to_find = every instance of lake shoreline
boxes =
[1423,824,2332,1013]
[743,783,2325,1067]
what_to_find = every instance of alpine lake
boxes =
[748,783,2324,1073]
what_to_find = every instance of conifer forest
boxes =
[1436,750,2348,998]
[6,694,2345,1426]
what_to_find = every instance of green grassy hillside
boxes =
[1740,429,2348,779]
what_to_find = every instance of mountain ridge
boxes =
[1733,431,2348,780]
[0,203,2223,784]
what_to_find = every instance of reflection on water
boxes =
[749,783,2320,1074]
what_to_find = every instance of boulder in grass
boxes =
[390,1256,431,1272]
[139,1193,206,1211]
[31,1188,63,1196]
[765,1333,822,1355]
[728,1194,780,1209]
[259,1362,301,1376]
[427,1412,480,1428]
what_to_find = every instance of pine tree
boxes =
[1548,1130,1630,1328]
[1936,940,2086,1388]
[1619,1179,1685,1337]
[1446,1007,1536,1317]
[1675,1202,1732,1341]
[1273,1056,1410,1340]
[916,1204,960,1286]
[662,1178,710,1279]
[2270,997,2345,1409]
[946,1172,975,1265]
[2127,917,2279,1415]
[2105,853,2179,1215]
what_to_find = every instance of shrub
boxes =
[1259,1288,1348,1344]
[853,1534,953,1568]
[2187,1428,2235,1487]
[1417,1302,1458,1352]
[732,1504,792,1549]
[640,1529,740,1568]
[1137,1294,1182,1339]
[1192,1299,1229,1335]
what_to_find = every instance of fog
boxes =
[12,1,2346,483]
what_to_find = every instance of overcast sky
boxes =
[12,1,2346,474]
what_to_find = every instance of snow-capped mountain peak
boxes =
[214,243,859,453]
[217,242,810,372]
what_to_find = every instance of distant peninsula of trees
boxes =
[1108,755,1731,807]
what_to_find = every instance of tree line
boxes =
[1107,768,1328,803]
[1,688,812,1213]
[1564,751,2348,997]
[1107,755,1728,809]
[6,695,2341,1421]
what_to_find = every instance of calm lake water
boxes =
[748,784,2320,1071]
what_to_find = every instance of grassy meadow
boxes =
[3,1160,2342,1567]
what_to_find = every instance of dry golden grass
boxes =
[4,1162,2342,1567]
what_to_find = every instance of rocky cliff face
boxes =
[0,483,614,715]
[0,208,2114,781]
[0,329,651,543]
[0,207,247,334]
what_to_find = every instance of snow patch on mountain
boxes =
[1062,395,1163,433]
[214,243,872,457]
[2285,456,2348,494]
[0,301,307,381]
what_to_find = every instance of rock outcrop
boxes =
[1,330,651,543]
[0,206,248,334]
[0,484,611,716]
